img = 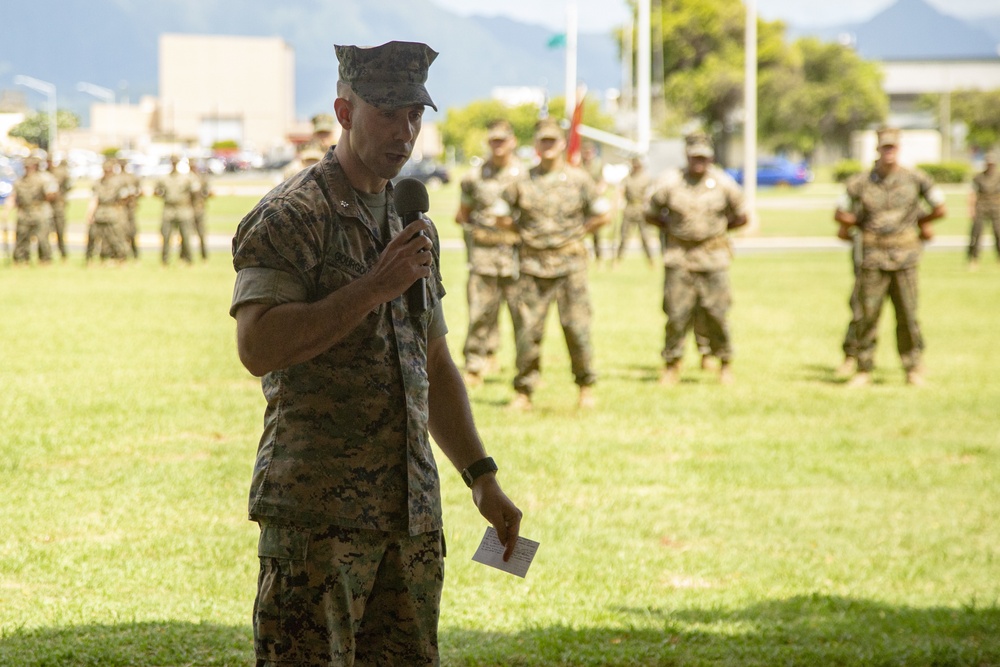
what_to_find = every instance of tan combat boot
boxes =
[659,362,681,386]
[578,386,596,409]
[719,361,734,385]
[509,392,533,411]
[847,371,872,387]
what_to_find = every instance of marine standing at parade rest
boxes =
[645,133,747,386]
[117,156,143,259]
[455,119,525,387]
[84,158,131,263]
[230,40,522,665]
[5,153,57,264]
[580,140,609,264]
[189,161,213,261]
[834,127,946,387]
[154,155,196,265]
[499,118,612,410]
[968,151,1000,269]
[46,156,72,260]
[615,154,655,267]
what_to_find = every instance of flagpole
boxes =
[565,0,578,119]
[744,0,758,232]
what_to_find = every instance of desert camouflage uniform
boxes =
[190,169,211,260]
[118,166,143,258]
[969,167,1000,260]
[460,159,524,375]
[841,166,944,373]
[616,167,654,261]
[231,148,448,666]
[47,161,72,259]
[503,163,605,395]
[646,165,746,365]
[154,170,196,264]
[12,168,57,263]
[89,173,131,261]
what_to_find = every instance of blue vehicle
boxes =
[726,157,812,187]
[0,158,16,204]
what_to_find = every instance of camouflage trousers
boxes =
[51,202,68,258]
[254,522,444,667]
[88,221,130,261]
[194,208,208,259]
[513,270,596,394]
[13,215,52,263]
[856,266,923,373]
[616,213,654,261]
[125,207,139,258]
[161,206,193,264]
[968,207,1000,259]
[463,272,520,375]
[842,239,864,359]
[662,267,732,364]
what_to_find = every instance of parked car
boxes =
[726,157,812,187]
[0,158,17,204]
[394,159,450,188]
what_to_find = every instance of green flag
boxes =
[547,33,566,49]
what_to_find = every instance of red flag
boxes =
[566,93,585,166]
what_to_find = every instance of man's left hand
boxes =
[471,475,522,562]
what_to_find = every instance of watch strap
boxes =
[461,456,498,488]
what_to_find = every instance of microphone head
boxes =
[393,177,429,216]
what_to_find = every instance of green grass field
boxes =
[2,183,999,666]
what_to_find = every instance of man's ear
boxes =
[334,97,352,131]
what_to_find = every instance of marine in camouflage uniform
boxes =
[230,41,521,667]
[117,157,143,259]
[615,155,655,265]
[154,155,195,265]
[968,151,1000,266]
[580,140,609,263]
[84,159,131,262]
[645,133,747,385]
[500,119,612,409]
[46,157,72,260]
[835,127,946,387]
[190,161,212,260]
[7,154,57,264]
[456,119,524,385]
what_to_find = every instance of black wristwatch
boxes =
[461,456,498,488]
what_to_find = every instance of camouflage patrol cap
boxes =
[534,118,564,140]
[487,119,514,141]
[312,113,335,133]
[23,155,41,168]
[300,147,324,164]
[336,41,438,111]
[877,127,901,148]
[685,132,714,159]
[985,151,998,164]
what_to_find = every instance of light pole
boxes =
[77,81,117,148]
[15,75,57,154]
[743,0,758,232]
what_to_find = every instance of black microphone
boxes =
[392,177,430,314]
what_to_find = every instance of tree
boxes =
[440,96,614,163]
[8,110,79,151]
[920,89,1000,151]
[759,38,887,158]
[620,0,886,160]
[645,0,789,161]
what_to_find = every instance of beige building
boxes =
[159,33,295,154]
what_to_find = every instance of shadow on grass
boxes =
[0,620,253,667]
[441,595,1000,667]
[4,596,996,666]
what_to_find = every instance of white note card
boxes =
[471,526,539,578]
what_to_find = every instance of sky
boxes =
[429,0,999,33]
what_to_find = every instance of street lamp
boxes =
[78,81,117,149]
[14,75,57,154]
